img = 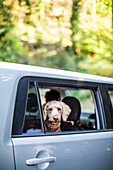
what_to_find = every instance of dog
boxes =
[43,100,71,132]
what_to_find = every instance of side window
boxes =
[12,78,99,136]
[23,82,42,134]
[108,90,113,107]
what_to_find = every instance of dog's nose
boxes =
[53,116,58,121]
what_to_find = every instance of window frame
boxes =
[12,76,108,137]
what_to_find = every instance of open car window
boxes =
[12,78,100,136]
[39,86,98,132]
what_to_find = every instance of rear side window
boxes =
[12,77,100,136]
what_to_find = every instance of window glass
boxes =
[23,82,42,134]
[108,90,113,107]
[21,81,98,135]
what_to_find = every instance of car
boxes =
[0,61,113,170]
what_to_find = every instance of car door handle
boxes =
[26,156,56,166]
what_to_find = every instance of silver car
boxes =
[0,62,113,170]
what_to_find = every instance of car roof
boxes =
[0,62,113,84]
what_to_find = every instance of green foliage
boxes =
[0,0,28,63]
[37,0,45,21]
[76,22,113,76]
[96,0,112,16]
[71,0,81,54]
[0,0,13,39]
[0,32,28,63]
[29,42,77,71]
[70,0,113,76]
[0,0,113,77]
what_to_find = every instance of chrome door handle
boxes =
[26,156,56,166]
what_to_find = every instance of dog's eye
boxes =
[48,108,52,111]
[58,107,61,111]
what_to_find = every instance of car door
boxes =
[12,77,113,170]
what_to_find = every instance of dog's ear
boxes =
[43,102,49,121]
[60,102,71,121]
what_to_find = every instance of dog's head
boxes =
[43,100,71,124]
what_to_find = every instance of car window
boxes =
[39,85,98,131]
[12,78,100,136]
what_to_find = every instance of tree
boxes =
[0,0,28,63]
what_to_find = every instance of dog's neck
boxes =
[45,120,60,132]
[46,123,60,132]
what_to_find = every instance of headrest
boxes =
[26,93,38,113]
[62,96,81,122]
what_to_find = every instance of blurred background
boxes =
[0,0,113,77]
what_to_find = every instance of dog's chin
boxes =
[49,120,60,125]
[52,121,58,125]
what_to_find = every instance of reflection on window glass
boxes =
[23,82,42,134]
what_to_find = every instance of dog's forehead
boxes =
[48,101,62,108]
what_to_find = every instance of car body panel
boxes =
[0,65,18,169]
[1,62,113,85]
[12,131,113,170]
[0,62,113,169]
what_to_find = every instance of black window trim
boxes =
[34,81,45,133]
[12,78,29,135]
[103,85,113,128]
[12,76,107,137]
